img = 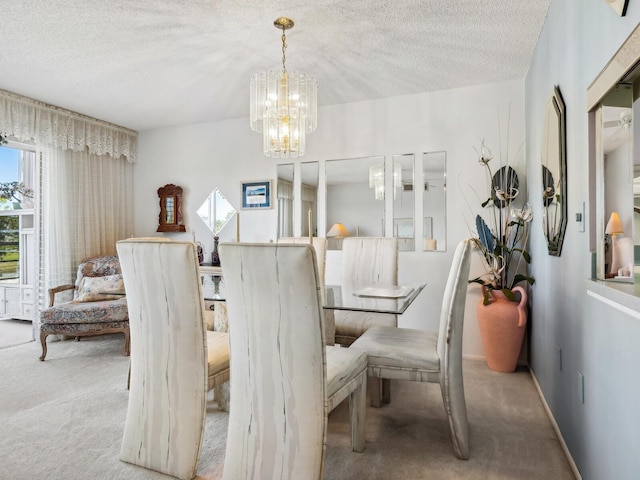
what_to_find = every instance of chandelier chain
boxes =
[281,30,287,72]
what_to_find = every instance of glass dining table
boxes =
[202,271,425,409]
[202,272,425,315]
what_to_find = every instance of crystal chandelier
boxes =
[250,17,317,158]
[369,163,402,200]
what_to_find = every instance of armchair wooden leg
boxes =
[349,371,367,452]
[39,331,49,361]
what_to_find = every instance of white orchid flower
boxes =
[494,187,519,201]
[542,187,554,199]
[474,139,493,165]
[513,203,533,223]
[487,255,506,284]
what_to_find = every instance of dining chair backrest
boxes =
[219,242,327,480]
[116,240,207,480]
[341,237,398,292]
[333,237,399,346]
[278,237,327,285]
[277,236,334,345]
[437,239,473,378]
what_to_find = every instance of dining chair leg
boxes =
[369,376,382,408]
[382,378,391,404]
[349,370,367,452]
[440,379,470,460]
[214,383,230,412]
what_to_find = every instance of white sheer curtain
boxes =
[40,147,133,303]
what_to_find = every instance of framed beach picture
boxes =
[241,180,272,209]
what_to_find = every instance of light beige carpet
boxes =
[0,334,576,479]
[0,318,33,350]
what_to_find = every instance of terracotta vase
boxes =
[476,286,527,373]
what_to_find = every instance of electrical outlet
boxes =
[557,346,563,372]
[578,371,585,404]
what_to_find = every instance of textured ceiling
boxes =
[0,0,549,132]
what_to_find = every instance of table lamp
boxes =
[605,211,623,275]
[327,223,350,238]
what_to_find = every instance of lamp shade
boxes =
[605,211,623,235]
[327,223,350,238]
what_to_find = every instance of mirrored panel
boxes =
[601,93,634,281]
[326,156,385,249]
[197,187,237,236]
[276,164,294,238]
[423,151,447,251]
[301,162,319,239]
[541,86,567,256]
[392,154,415,251]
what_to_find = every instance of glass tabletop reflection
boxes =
[202,273,425,315]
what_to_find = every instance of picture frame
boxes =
[605,0,629,16]
[241,180,272,209]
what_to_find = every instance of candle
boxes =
[236,213,240,242]
[424,239,437,251]
[308,209,312,243]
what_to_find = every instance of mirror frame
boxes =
[587,23,640,281]
[157,183,186,232]
[541,85,567,256]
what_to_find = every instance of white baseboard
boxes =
[529,369,582,480]
[462,353,485,361]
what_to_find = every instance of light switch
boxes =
[576,201,585,233]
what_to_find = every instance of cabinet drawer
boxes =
[22,303,34,318]
[22,288,34,303]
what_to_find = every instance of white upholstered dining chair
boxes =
[277,236,334,344]
[350,239,473,459]
[334,237,399,346]
[116,239,230,480]
[219,243,367,480]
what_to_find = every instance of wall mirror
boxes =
[276,164,294,238]
[541,86,567,256]
[393,154,415,251]
[326,156,385,249]
[197,187,237,236]
[600,91,634,281]
[301,162,319,238]
[423,151,447,251]
[157,184,186,232]
[587,24,640,282]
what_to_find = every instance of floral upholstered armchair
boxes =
[39,255,130,361]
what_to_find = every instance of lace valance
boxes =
[0,89,137,162]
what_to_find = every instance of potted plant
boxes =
[470,139,535,372]
[0,181,34,209]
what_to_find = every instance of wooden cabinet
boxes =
[0,285,21,317]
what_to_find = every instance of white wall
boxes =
[135,79,525,359]
[526,1,640,477]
